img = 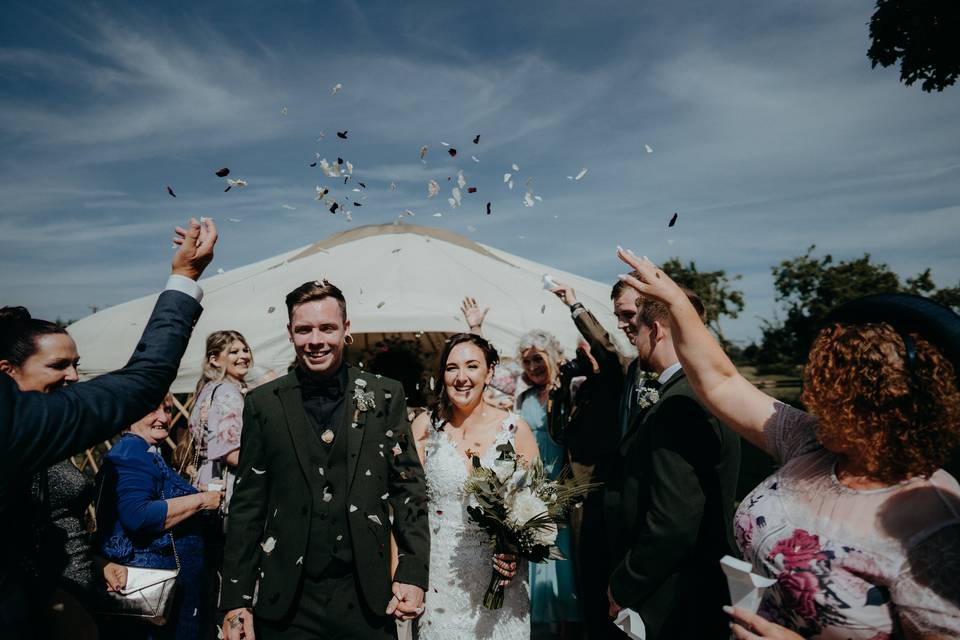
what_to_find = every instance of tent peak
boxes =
[288,223,509,264]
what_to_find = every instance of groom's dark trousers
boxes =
[221,364,430,639]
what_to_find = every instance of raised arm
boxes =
[0,218,217,473]
[550,281,626,373]
[460,297,488,337]
[616,248,777,455]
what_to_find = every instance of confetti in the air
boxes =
[467,187,477,193]
[261,537,277,554]
[329,202,339,214]
[471,155,480,163]
[668,212,678,227]
[368,515,382,526]
[645,144,653,154]
[225,178,247,192]
[281,204,296,210]
[377,301,386,309]
[390,182,397,191]
[448,147,457,157]
[337,130,348,139]
[427,180,440,199]
[541,305,546,314]
[215,167,230,177]
[349,504,358,513]
[575,168,589,181]
[251,467,266,475]
[473,134,480,144]
[457,171,466,189]
[503,173,512,184]
[466,225,477,232]
[315,185,329,200]
[331,83,343,96]
[512,163,520,171]
[280,106,288,116]
[433,212,443,217]
[420,146,428,160]
[165,185,176,198]
[267,306,276,314]
[485,202,492,215]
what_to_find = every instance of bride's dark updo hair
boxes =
[431,333,499,427]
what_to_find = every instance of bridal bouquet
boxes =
[463,441,599,609]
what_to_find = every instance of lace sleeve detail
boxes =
[764,402,821,464]
[892,524,960,636]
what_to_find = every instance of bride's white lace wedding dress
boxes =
[417,413,531,640]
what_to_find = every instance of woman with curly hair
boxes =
[616,249,960,640]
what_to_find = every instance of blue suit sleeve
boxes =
[0,289,202,477]
[112,454,169,536]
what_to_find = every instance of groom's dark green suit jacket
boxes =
[606,370,740,639]
[221,365,430,619]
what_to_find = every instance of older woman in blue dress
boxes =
[95,397,223,640]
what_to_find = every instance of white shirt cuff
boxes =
[164,274,204,302]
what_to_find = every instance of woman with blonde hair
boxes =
[515,330,581,636]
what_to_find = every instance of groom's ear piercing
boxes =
[344,334,354,345]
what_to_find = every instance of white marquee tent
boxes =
[69,224,630,393]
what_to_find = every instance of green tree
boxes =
[758,246,960,364]
[661,257,745,346]
[867,0,960,92]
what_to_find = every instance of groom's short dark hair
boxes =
[285,280,347,321]
[637,288,706,327]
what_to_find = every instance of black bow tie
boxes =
[298,367,344,401]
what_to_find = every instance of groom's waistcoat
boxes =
[301,397,354,576]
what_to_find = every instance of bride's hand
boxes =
[494,553,518,587]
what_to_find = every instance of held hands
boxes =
[222,607,255,640]
[385,581,425,621]
[724,606,804,640]
[460,297,488,332]
[172,217,218,281]
[493,553,518,587]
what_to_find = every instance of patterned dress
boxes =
[736,403,960,638]
[188,381,244,504]
[418,413,531,639]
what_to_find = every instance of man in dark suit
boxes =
[546,281,627,638]
[606,290,741,639]
[221,280,430,640]
[0,218,217,637]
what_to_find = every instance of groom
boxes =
[221,280,430,639]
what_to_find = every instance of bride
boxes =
[412,333,540,639]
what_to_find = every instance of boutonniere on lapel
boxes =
[352,378,376,426]
[635,372,661,410]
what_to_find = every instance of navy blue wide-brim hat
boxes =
[823,293,960,373]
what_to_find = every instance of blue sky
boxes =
[1,0,958,343]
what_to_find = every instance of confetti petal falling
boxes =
[215,167,230,177]
[165,185,176,198]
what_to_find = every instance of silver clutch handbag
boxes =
[95,482,181,626]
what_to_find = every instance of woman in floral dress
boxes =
[616,249,960,640]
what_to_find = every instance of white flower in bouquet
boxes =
[507,488,548,527]
[533,521,558,546]
[493,460,514,484]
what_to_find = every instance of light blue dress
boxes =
[517,389,581,623]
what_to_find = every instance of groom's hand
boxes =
[386,581,425,621]
[222,607,254,640]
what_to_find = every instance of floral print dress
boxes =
[735,403,960,638]
[188,381,245,507]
